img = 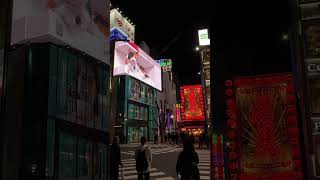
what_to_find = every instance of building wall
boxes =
[157,71,177,132]
[117,76,158,143]
[1,44,111,180]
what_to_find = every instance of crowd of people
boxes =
[110,135,201,180]
[155,131,210,149]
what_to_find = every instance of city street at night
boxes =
[119,143,210,180]
[2,0,320,179]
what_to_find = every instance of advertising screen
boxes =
[198,29,210,46]
[156,59,172,72]
[180,85,205,121]
[176,104,181,122]
[110,9,135,42]
[113,41,162,91]
[11,0,110,64]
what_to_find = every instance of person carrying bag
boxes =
[135,137,152,180]
[176,137,200,180]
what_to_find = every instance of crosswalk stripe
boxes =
[199,166,210,170]
[121,152,134,155]
[119,168,157,175]
[119,146,209,179]
[199,162,210,166]
[200,175,210,180]
[200,171,210,175]
[122,166,136,170]
[150,172,166,177]
[155,177,175,180]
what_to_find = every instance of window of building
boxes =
[48,45,110,132]
[58,132,108,180]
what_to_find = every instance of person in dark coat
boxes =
[110,136,122,180]
[176,137,200,180]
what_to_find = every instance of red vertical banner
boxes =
[227,74,303,180]
[180,85,205,121]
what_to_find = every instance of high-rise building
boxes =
[292,1,320,178]
[1,1,111,179]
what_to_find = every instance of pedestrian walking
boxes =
[164,133,168,143]
[176,137,200,180]
[175,132,179,144]
[110,136,122,180]
[154,133,158,144]
[135,137,152,180]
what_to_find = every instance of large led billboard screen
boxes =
[110,9,135,42]
[113,41,162,91]
[180,85,205,121]
[11,0,110,64]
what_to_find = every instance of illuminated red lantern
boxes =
[229,162,238,170]
[230,174,238,180]
[287,116,297,126]
[287,106,297,116]
[228,131,236,139]
[294,160,301,170]
[288,128,299,137]
[228,119,237,128]
[293,172,303,180]
[229,151,238,160]
[227,142,237,150]
[226,99,236,108]
[289,138,299,145]
[227,111,236,119]
[287,94,295,104]
[225,80,233,87]
[287,85,294,94]
[225,89,233,97]
[292,148,300,159]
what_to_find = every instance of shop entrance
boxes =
[127,126,148,143]
[56,132,108,180]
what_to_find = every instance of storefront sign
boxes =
[156,59,172,72]
[198,29,210,46]
[110,8,135,42]
[306,61,320,76]
[110,27,128,42]
[312,118,320,135]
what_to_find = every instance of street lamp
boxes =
[170,115,174,119]
[281,33,288,41]
[195,46,200,51]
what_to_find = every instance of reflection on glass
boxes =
[66,54,78,122]
[77,138,93,180]
[77,57,87,125]
[59,133,77,180]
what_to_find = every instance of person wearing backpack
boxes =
[135,136,152,180]
[176,137,200,180]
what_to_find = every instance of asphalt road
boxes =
[119,143,210,180]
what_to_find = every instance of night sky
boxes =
[110,0,210,85]
[111,0,292,85]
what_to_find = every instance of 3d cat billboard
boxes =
[113,41,162,91]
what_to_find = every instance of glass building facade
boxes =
[47,44,111,179]
[115,76,158,143]
[1,43,111,180]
